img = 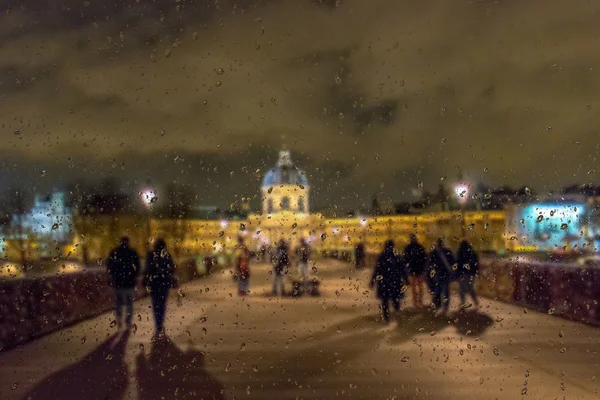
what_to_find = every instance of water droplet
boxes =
[225,362,231,372]
[493,347,499,356]
[81,336,86,344]
[13,129,20,136]
[110,320,117,328]
[215,81,222,87]
[548,308,556,315]
[536,215,544,222]
[10,383,18,390]
[321,233,327,241]
[252,364,258,372]
[216,68,224,75]
[560,223,568,230]
[240,342,246,351]
[139,343,145,351]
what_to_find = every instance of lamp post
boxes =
[141,188,157,252]
[454,183,470,237]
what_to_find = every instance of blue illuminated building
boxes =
[514,202,587,251]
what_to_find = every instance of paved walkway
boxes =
[1,259,599,399]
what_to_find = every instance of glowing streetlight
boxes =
[140,189,157,208]
[140,188,157,251]
[454,183,470,204]
[454,183,470,237]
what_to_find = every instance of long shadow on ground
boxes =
[136,335,225,400]
[21,332,129,400]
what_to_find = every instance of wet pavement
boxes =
[1,259,598,399]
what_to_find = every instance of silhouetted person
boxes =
[429,239,456,316]
[235,236,251,296]
[295,238,312,291]
[106,236,141,330]
[403,234,427,308]
[457,239,480,310]
[370,240,406,324]
[144,238,175,336]
[355,242,366,269]
[272,239,289,296]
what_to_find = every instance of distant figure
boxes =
[355,242,366,269]
[144,239,175,336]
[428,239,456,316]
[457,239,480,310]
[235,236,251,296]
[272,239,290,296]
[106,237,141,330]
[295,238,312,283]
[370,240,407,324]
[403,234,427,309]
[259,245,267,262]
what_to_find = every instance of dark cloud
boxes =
[0,0,599,210]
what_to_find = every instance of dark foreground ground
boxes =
[1,259,599,399]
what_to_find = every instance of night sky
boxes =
[1,0,599,211]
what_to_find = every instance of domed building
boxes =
[261,150,310,215]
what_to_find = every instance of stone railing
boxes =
[477,260,600,326]
[321,249,600,326]
[0,257,216,351]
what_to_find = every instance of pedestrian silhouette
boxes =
[354,242,366,269]
[370,240,407,323]
[235,236,251,296]
[106,236,141,330]
[428,238,456,316]
[144,238,176,337]
[403,234,427,309]
[457,239,481,310]
[272,239,289,296]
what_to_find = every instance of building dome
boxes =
[262,151,309,188]
[261,150,310,215]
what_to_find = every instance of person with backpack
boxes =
[403,234,427,308]
[370,240,407,324]
[235,236,251,296]
[106,236,141,330]
[272,239,290,296]
[428,238,456,316]
[457,239,480,311]
[144,238,176,337]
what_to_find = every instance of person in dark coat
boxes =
[403,234,427,308]
[355,242,366,269]
[235,236,251,296]
[428,238,456,316]
[457,239,480,310]
[370,240,407,323]
[144,239,175,336]
[272,240,289,296]
[106,237,141,329]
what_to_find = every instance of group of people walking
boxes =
[371,235,480,323]
[235,237,312,297]
[106,237,176,338]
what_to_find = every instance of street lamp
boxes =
[454,183,470,237]
[140,188,157,251]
